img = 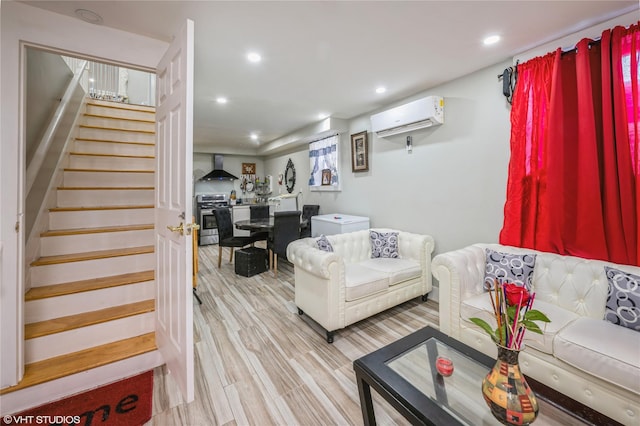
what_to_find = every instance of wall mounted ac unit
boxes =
[370,96,444,137]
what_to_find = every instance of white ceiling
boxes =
[21,1,639,155]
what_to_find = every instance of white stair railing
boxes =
[88,62,121,101]
[63,57,155,106]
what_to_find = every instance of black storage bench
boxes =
[235,247,268,277]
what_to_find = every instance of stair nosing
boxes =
[0,333,157,394]
[69,152,154,159]
[86,100,155,113]
[64,168,154,174]
[75,137,155,146]
[25,270,155,301]
[41,224,154,237]
[57,186,154,190]
[79,124,155,134]
[31,245,154,266]
[84,113,155,124]
[49,205,154,212]
[25,300,155,339]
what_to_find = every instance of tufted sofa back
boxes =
[328,230,371,263]
[322,228,429,264]
[476,243,640,320]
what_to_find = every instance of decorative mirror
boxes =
[284,158,296,193]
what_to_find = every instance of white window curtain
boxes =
[309,134,340,191]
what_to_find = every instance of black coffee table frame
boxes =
[353,326,619,426]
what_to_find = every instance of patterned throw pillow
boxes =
[370,230,399,259]
[316,235,334,252]
[604,266,640,331]
[484,248,536,290]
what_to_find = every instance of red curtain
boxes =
[500,22,639,266]
[500,53,555,249]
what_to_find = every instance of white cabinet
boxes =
[311,214,370,237]
[231,205,250,236]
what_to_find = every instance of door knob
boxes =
[185,222,200,235]
[167,222,200,236]
[167,222,185,236]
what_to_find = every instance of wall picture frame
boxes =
[321,168,332,185]
[350,131,369,172]
[242,162,256,175]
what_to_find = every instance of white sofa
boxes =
[286,229,434,343]
[432,243,640,425]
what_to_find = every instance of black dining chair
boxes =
[268,210,302,278]
[249,205,270,242]
[213,207,258,268]
[300,204,320,238]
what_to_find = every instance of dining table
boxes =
[234,217,309,232]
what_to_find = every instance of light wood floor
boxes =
[145,244,585,426]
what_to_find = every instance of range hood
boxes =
[200,154,239,181]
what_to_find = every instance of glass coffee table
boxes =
[353,326,617,426]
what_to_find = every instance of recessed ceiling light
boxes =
[375,86,387,94]
[250,133,258,140]
[483,35,501,46]
[216,97,228,104]
[247,52,262,63]
[75,9,103,25]
[88,78,95,83]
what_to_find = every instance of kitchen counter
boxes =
[230,202,269,207]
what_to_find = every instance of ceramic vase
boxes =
[481,345,539,425]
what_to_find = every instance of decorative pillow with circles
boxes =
[316,235,334,252]
[604,266,640,331]
[370,230,399,259]
[484,248,536,290]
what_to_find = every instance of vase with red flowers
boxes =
[470,280,550,425]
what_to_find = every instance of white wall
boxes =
[262,150,308,211]
[25,49,73,163]
[265,60,513,257]
[0,1,168,388]
[126,68,156,106]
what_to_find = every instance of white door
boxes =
[155,19,195,402]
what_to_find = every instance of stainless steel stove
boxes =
[195,194,228,245]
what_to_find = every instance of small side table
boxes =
[235,247,268,277]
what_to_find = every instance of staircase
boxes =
[0,99,163,412]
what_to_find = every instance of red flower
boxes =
[504,283,530,306]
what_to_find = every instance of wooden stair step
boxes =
[86,100,155,113]
[50,205,153,212]
[57,186,154,190]
[0,333,156,394]
[64,168,154,174]
[31,245,154,266]
[41,224,154,237]
[79,124,155,134]
[25,300,155,339]
[84,113,155,124]
[69,152,154,159]
[75,137,154,146]
[25,270,154,301]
